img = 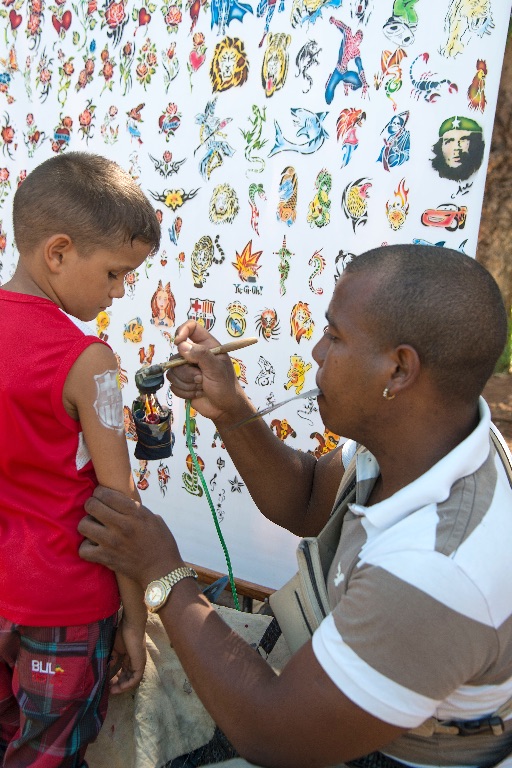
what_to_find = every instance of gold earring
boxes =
[382,387,395,400]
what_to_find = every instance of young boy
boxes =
[0,152,161,766]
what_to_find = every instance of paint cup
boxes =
[133,397,173,460]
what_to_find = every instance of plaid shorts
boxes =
[0,612,117,768]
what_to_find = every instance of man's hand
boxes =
[78,486,183,588]
[167,320,254,425]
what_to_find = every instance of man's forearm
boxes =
[156,579,404,768]
[214,405,318,536]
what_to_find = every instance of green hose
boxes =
[185,400,240,610]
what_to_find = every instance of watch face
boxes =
[145,580,166,609]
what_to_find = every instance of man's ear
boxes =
[44,234,75,274]
[387,344,421,395]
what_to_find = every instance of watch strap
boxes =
[161,566,198,592]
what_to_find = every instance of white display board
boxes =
[1,0,510,588]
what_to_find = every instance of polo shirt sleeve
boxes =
[312,553,499,728]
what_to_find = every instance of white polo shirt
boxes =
[313,399,512,767]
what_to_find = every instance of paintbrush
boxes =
[151,336,258,373]
[229,387,322,430]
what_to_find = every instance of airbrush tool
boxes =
[133,337,259,458]
[135,337,259,394]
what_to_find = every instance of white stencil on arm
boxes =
[93,369,124,432]
[76,432,92,470]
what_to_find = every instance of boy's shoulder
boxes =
[1,290,95,336]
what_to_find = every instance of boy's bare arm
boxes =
[64,342,147,692]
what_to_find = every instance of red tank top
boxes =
[0,290,120,625]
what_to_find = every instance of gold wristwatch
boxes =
[144,566,198,613]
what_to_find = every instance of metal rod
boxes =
[229,387,322,430]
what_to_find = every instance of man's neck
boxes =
[366,402,480,505]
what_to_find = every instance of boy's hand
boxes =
[109,618,147,694]
[108,631,125,682]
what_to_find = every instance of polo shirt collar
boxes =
[350,397,491,529]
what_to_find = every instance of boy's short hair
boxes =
[13,152,161,256]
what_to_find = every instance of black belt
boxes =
[347,748,511,768]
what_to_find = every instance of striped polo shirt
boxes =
[312,399,512,767]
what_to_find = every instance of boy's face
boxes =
[58,238,152,322]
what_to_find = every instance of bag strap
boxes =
[329,443,363,515]
[486,423,512,724]
[490,424,512,488]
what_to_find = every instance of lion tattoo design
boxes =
[209,183,240,224]
[210,36,249,93]
[290,301,315,343]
